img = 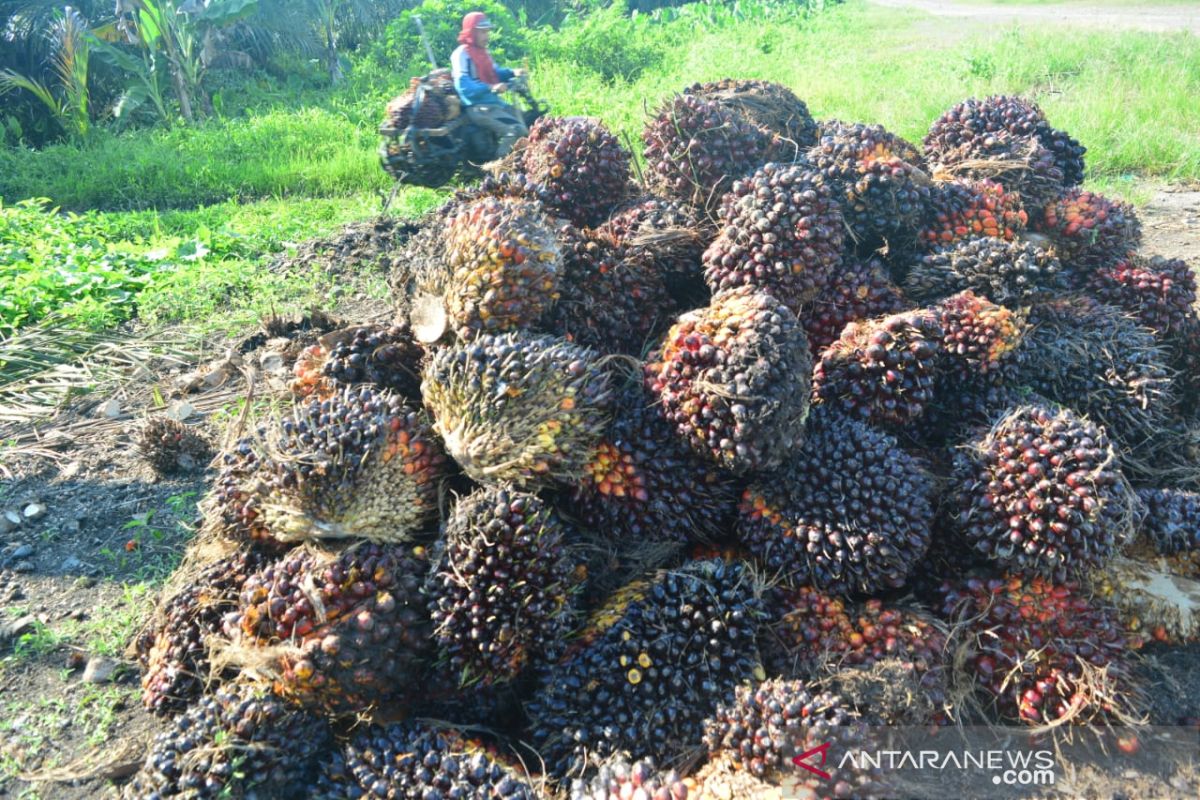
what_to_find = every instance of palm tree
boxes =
[0,5,97,138]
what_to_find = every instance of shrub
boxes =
[368,0,528,78]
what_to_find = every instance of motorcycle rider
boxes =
[450,11,529,159]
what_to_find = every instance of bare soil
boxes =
[0,190,1198,798]
[870,0,1200,35]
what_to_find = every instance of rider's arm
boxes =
[451,47,496,104]
[495,66,515,82]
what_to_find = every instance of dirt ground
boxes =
[0,188,1198,798]
[870,0,1200,35]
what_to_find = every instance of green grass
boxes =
[955,0,1196,6]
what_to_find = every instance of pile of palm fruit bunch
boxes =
[379,69,462,180]
[126,86,1200,799]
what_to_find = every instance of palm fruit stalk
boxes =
[799,256,911,355]
[122,683,329,799]
[1136,488,1200,557]
[701,162,845,312]
[314,721,538,800]
[904,236,1063,304]
[804,120,928,248]
[1032,188,1141,274]
[644,287,813,474]
[812,308,943,427]
[137,417,212,474]
[936,574,1135,725]
[543,223,673,355]
[736,409,933,594]
[256,386,449,543]
[1087,555,1200,645]
[291,323,425,403]
[923,95,1085,206]
[1015,296,1176,456]
[422,332,613,489]
[136,547,272,716]
[685,78,819,161]
[442,195,562,339]
[570,757,689,800]
[916,178,1027,252]
[642,94,775,214]
[951,403,1132,580]
[519,116,633,227]
[525,559,765,776]
[427,487,581,688]
[230,542,430,713]
[571,384,737,545]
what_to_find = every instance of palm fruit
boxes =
[804,121,927,247]
[1088,556,1200,645]
[1136,488,1200,556]
[600,195,710,279]
[951,403,1132,580]
[812,308,943,427]
[519,116,632,227]
[917,178,1027,251]
[137,417,212,474]
[701,163,845,312]
[1085,254,1197,338]
[571,385,737,545]
[136,547,272,716]
[904,236,1062,305]
[936,574,1134,725]
[571,757,689,800]
[684,78,819,160]
[231,542,430,713]
[427,487,581,688]
[1033,189,1140,274]
[422,332,613,488]
[923,96,1086,202]
[1015,297,1176,453]
[206,429,291,550]
[314,721,537,800]
[257,386,448,543]
[800,256,911,355]
[644,287,813,474]
[642,94,775,213]
[703,678,874,797]
[122,683,329,799]
[544,224,673,355]
[525,559,765,776]
[442,195,562,339]
[736,409,933,594]
[291,324,424,402]
[933,291,1026,384]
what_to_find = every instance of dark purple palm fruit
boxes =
[684,78,819,160]
[291,323,425,404]
[1033,188,1141,275]
[520,116,633,227]
[1085,254,1197,338]
[1136,488,1200,556]
[799,255,911,355]
[905,236,1063,305]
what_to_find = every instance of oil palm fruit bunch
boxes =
[443,195,563,339]
[933,291,1026,384]
[314,721,537,800]
[703,678,874,795]
[804,121,928,247]
[936,574,1134,725]
[917,178,1027,252]
[1015,297,1176,453]
[231,542,430,713]
[525,559,765,776]
[905,236,1062,305]
[737,409,933,594]
[137,547,272,716]
[291,323,424,403]
[544,223,673,355]
[643,94,775,213]
[1136,488,1200,557]
[1085,254,1197,338]
[800,256,911,354]
[258,386,448,543]
[599,195,710,283]
[570,757,689,800]
[207,431,282,550]
[137,417,212,474]
[924,96,1086,204]
[701,162,845,312]
[422,332,613,488]
[571,385,737,545]
[951,403,1131,580]
[383,81,452,131]
[644,287,813,474]
[427,487,581,688]
[1033,188,1141,274]
[519,116,633,227]
[122,683,329,799]
[812,308,943,427]
[684,78,819,161]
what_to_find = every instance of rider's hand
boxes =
[492,82,508,94]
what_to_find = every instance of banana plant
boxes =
[0,6,92,139]
[88,34,170,124]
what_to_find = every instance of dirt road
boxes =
[870,0,1200,34]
